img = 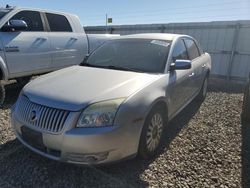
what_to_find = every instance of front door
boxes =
[0,10,51,76]
[184,38,204,96]
[168,39,194,115]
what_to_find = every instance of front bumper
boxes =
[11,110,143,165]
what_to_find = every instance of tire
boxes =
[197,76,208,102]
[138,106,166,159]
[16,76,31,87]
[0,83,5,107]
[242,82,250,122]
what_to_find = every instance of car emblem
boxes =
[29,110,38,122]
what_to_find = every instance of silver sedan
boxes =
[11,33,211,165]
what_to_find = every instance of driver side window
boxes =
[172,39,188,62]
[10,11,44,31]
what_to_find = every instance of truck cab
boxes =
[0,6,118,105]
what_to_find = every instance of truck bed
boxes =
[86,34,120,54]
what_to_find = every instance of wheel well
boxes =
[153,101,168,122]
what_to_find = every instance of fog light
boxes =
[67,152,109,163]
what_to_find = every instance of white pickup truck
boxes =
[0,6,118,104]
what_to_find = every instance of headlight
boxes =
[76,98,125,128]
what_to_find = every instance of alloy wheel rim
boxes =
[146,113,163,152]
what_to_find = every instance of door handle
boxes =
[36,37,47,41]
[202,64,206,68]
[70,37,78,41]
[189,72,195,77]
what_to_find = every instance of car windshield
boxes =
[84,39,171,73]
[0,9,11,20]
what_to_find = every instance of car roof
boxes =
[116,33,187,41]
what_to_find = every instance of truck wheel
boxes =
[138,106,166,159]
[196,76,208,102]
[16,76,31,88]
[242,82,250,122]
[0,84,5,107]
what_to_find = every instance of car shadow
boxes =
[241,120,250,187]
[208,77,245,94]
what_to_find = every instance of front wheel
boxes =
[138,106,166,159]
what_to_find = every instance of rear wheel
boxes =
[197,76,208,102]
[138,106,166,159]
[242,82,250,122]
[0,83,5,107]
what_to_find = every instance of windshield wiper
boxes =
[80,62,104,68]
[81,63,143,73]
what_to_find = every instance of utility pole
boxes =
[105,13,108,33]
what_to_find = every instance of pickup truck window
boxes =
[0,9,11,20]
[46,13,72,32]
[184,39,200,60]
[85,39,171,73]
[172,39,189,61]
[10,11,44,31]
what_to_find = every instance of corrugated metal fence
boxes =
[85,20,250,81]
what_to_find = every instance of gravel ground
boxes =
[0,81,249,188]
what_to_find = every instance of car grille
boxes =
[15,95,69,133]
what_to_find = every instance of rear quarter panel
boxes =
[204,52,212,73]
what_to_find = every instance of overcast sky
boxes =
[1,0,250,26]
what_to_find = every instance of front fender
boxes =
[113,75,170,154]
[119,75,169,125]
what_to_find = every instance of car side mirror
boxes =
[1,20,28,32]
[170,59,192,71]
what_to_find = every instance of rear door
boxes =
[0,10,51,76]
[45,13,83,68]
[168,39,194,115]
[184,38,204,95]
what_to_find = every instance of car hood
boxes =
[23,66,162,111]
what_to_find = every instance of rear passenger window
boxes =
[11,11,44,31]
[196,42,204,55]
[184,39,200,60]
[46,13,72,32]
[172,40,188,61]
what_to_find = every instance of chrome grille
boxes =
[15,96,69,133]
